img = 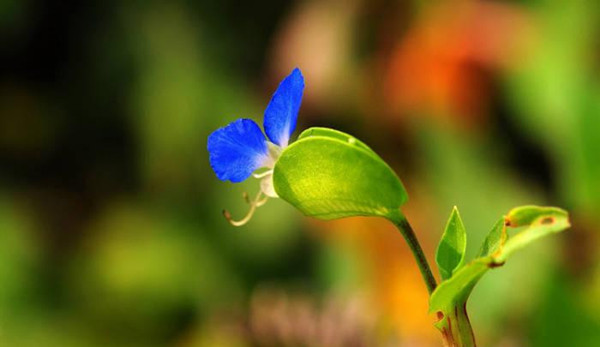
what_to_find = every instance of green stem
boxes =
[388,212,437,295]
[438,302,477,347]
[454,303,476,347]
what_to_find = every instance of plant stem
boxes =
[388,212,437,295]
[389,212,478,346]
[437,302,477,347]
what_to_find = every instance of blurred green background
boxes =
[1,0,599,346]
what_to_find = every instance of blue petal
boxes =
[263,68,305,147]
[207,119,269,182]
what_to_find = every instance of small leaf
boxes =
[273,127,408,220]
[476,218,505,258]
[496,206,569,263]
[436,207,467,281]
[505,205,566,227]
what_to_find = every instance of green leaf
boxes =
[429,206,570,344]
[297,127,375,154]
[273,127,408,220]
[476,218,505,258]
[503,205,566,227]
[496,206,569,263]
[435,207,467,281]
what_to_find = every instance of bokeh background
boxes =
[2,0,599,346]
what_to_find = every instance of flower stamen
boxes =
[255,195,269,207]
[242,192,251,204]
[252,169,273,179]
[223,190,267,226]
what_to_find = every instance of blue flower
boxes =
[207,68,305,225]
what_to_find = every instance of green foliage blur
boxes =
[1,0,599,346]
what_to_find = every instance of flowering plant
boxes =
[207,68,570,346]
